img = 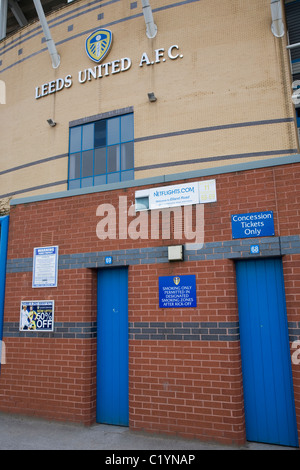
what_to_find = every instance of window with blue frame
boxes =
[68,113,134,189]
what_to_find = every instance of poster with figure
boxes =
[20,301,54,332]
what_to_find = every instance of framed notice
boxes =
[20,300,54,332]
[32,246,58,288]
[159,275,197,308]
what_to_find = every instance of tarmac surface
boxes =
[0,412,297,451]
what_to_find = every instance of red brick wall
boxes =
[128,260,244,443]
[1,162,300,445]
[1,269,97,425]
[0,337,97,424]
[129,340,244,444]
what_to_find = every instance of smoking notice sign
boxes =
[159,275,197,308]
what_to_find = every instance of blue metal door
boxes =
[97,268,129,426]
[236,258,298,447]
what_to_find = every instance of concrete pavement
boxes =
[0,412,296,451]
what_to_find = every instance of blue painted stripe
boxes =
[0,0,119,57]
[8,153,300,206]
[0,180,67,199]
[0,153,67,177]
[0,120,294,180]
[1,148,297,200]
[134,119,295,143]
[0,0,201,71]
[135,149,298,172]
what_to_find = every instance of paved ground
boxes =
[0,412,297,451]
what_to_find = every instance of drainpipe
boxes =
[141,0,157,39]
[33,0,60,68]
[0,0,8,40]
[0,215,9,365]
[271,0,285,38]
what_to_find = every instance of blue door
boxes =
[236,258,298,447]
[97,268,129,426]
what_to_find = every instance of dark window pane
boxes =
[94,174,106,186]
[70,127,81,153]
[69,179,81,190]
[107,145,120,172]
[81,177,93,188]
[69,153,81,179]
[69,114,133,190]
[107,117,120,145]
[121,169,134,181]
[121,142,134,170]
[94,147,106,175]
[107,172,120,183]
[94,120,106,147]
[121,114,134,142]
[81,150,93,177]
[82,123,94,150]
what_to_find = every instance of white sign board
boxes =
[32,246,58,288]
[135,179,217,211]
[149,182,199,210]
[199,179,217,203]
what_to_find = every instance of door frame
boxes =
[96,266,129,426]
[235,257,298,447]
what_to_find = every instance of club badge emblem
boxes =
[85,29,113,63]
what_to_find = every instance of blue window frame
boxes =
[68,113,134,189]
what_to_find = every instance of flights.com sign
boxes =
[149,182,199,210]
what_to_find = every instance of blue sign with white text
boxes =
[159,275,197,308]
[250,245,260,255]
[231,211,275,239]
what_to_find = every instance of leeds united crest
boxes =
[85,29,113,63]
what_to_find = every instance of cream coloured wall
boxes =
[0,0,298,202]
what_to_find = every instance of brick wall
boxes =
[1,161,300,445]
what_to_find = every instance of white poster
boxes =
[149,182,199,210]
[199,179,217,203]
[32,246,58,288]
